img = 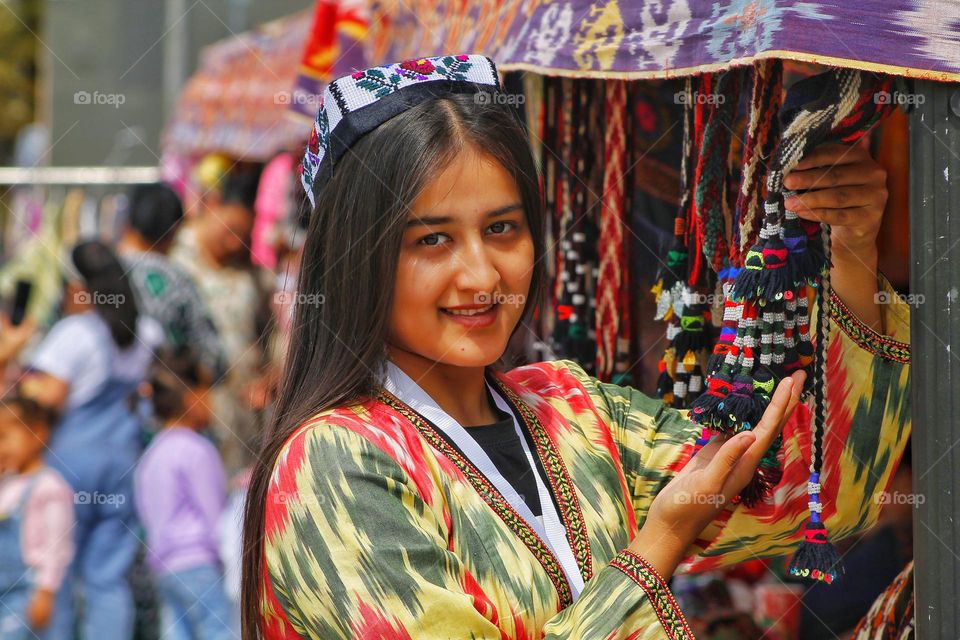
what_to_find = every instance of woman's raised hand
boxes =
[628,371,805,578]
[783,142,887,256]
[786,141,888,331]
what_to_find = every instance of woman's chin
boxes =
[433,349,504,369]
[428,336,509,369]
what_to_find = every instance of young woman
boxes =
[242,55,911,639]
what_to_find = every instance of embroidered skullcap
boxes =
[299,54,502,209]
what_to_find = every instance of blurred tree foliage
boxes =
[0,0,41,164]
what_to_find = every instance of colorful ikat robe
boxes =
[260,280,911,639]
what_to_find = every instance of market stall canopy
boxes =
[162,10,313,161]
[368,0,960,82]
[289,0,369,124]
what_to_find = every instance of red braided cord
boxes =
[552,79,573,303]
[688,74,710,286]
[595,80,628,380]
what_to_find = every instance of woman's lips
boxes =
[440,302,499,329]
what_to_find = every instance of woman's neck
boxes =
[388,347,498,426]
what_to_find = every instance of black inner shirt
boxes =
[463,404,544,517]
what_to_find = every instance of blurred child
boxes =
[0,394,74,638]
[134,349,234,639]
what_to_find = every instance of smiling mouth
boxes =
[441,302,497,316]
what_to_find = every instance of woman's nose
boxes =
[453,240,501,294]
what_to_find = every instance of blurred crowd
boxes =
[0,148,915,640]
[0,152,303,639]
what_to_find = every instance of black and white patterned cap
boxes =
[300,54,501,209]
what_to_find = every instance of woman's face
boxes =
[389,146,534,369]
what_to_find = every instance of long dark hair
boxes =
[241,92,546,637]
[71,239,140,348]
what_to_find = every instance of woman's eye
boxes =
[418,232,449,246]
[487,220,517,235]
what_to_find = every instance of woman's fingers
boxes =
[784,161,883,191]
[682,436,718,472]
[752,372,805,444]
[702,431,756,488]
[790,206,880,228]
[786,186,885,213]
[790,143,869,172]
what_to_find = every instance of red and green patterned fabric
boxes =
[852,560,914,639]
[260,277,910,639]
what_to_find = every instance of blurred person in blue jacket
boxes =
[21,240,162,640]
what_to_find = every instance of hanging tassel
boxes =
[672,359,691,409]
[550,80,601,372]
[691,298,756,429]
[737,370,781,506]
[672,307,710,359]
[789,473,842,583]
[723,373,766,433]
[687,365,704,404]
[732,242,765,301]
[656,217,690,293]
[789,225,844,583]
[740,435,784,507]
[748,208,793,301]
[656,358,674,397]
[707,340,735,377]
[782,204,825,284]
[690,369,733,428]
[708,271,742,373]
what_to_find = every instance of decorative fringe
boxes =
[735,60,784,263]
[695,68,744,273]
[723,374,766,431]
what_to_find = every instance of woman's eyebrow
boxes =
[405,203,523,227]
